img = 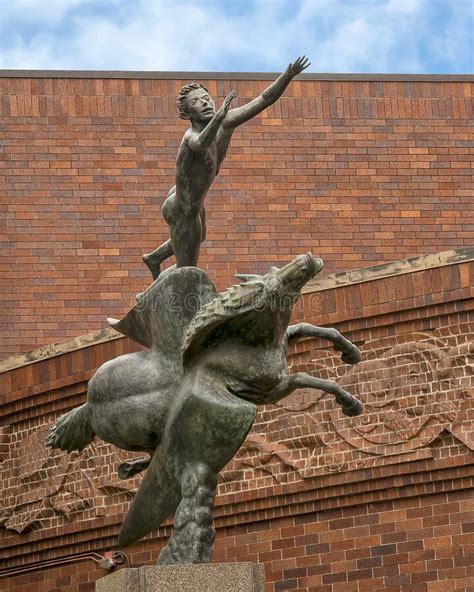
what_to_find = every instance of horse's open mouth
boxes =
[305,253,323,275]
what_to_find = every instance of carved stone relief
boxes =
[221,334,474,486]
[2,332,473,535]
[0,426,139,533]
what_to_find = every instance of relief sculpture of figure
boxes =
[142,56,310,279]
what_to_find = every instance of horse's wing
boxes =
[109,267,219,353]
[118,383,257,548]
[107,313,152,349]
[182,281,265,364]
[118,443,180,547]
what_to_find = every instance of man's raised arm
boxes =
[188,91,236,151]
[223,56,310,129]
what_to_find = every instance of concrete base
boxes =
[96,563,265,592]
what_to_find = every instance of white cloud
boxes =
[0,0,471,72]
[0,40,62,70]
[1,0,85,27]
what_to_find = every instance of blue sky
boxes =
[0,0,472,73]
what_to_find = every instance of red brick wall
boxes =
[1,74,473,357]
[1,489,472,592]
[1,260,473,591]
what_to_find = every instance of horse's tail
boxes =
[45,403,95,453]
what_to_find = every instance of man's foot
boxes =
[142,253,161,280]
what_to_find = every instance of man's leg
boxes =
[171,212,203,267]
[200,207,206,241]
[143,240,174,280]
[143,199,207,278]
[143,188,177,279]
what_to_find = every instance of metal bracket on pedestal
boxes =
[97,550,128,571]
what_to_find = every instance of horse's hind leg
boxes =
[118,456,152,479]
[270,372,363,416]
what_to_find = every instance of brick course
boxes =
[1,74,473,357]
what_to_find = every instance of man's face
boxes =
[185,88,215,122]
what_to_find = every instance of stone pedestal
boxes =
[96,563,265,592]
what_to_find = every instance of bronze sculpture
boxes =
[142,57,310,279]
[47,255,362,563]
[46,57,364,565]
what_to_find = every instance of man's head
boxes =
[177,83,215,122]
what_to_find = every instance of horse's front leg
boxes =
[286,323,362,364]
[270,372,363,417]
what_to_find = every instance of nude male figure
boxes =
[143,56,310,279]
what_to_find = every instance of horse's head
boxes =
[233,253,323,316]
[272,253,323,291]
[256,253,323,310]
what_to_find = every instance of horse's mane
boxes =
[182,278,267,358]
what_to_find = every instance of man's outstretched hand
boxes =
[216,90,237,120]
[286,56,311,78]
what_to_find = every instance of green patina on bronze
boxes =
[45,57,364,565]
[142,57,310,279]
[46,256,363,564]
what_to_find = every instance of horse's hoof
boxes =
[118,462,134,479]
[341,346,362,365]
[342,399,364,417]
[118,458,151,479]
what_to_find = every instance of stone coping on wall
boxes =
[1,247,473,374]
[0,327,122,374]
[302,246,474,294]
[1,70,473,81]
